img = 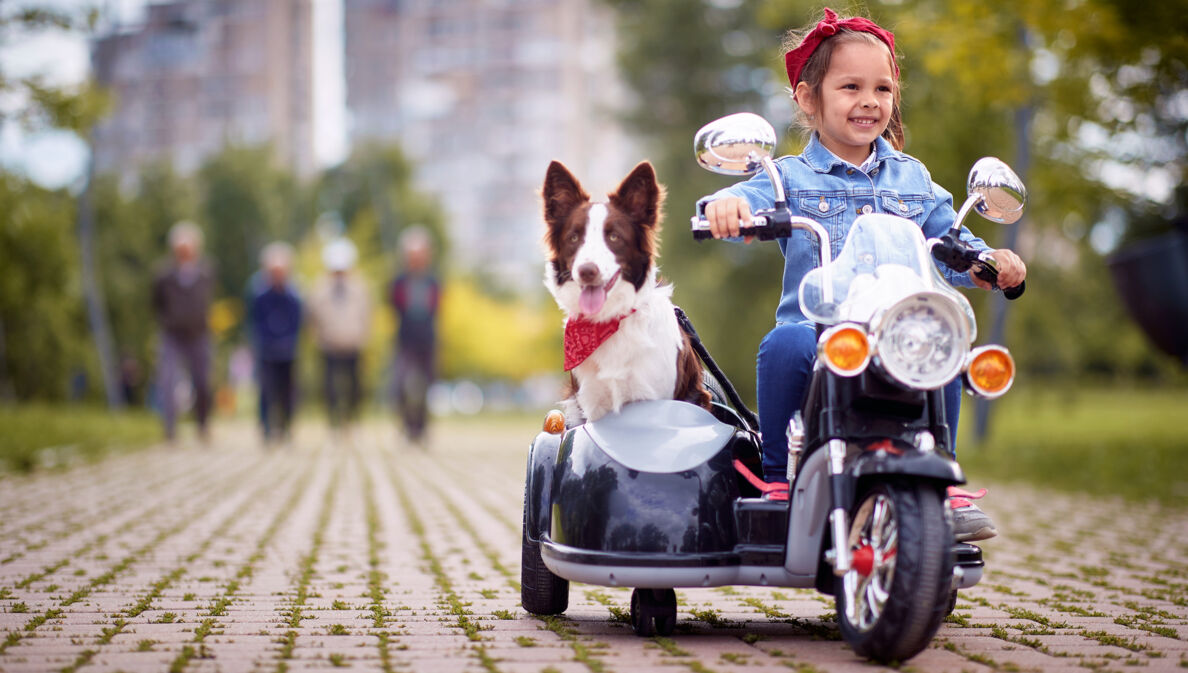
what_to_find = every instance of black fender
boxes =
[847,447,965,486]
[524,430,566,543]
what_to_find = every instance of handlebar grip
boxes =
[691,215,775,241]
[1003,280,1025,300]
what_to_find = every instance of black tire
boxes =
[521,495,568,615]
[630,588,677,637]
[835,480,953,663]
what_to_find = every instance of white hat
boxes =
[322,238,358,271]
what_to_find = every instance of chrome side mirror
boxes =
[956,157,1026,229]
[694,113,787,205]
[694,112,777,176]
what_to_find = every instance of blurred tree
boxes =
[316,145,449,266]
[0,3,115,404]
[0,174,87,400]
[92,161,198,403]
[0,5,108,133]
[600,0,787,404]
[197,145,308,315]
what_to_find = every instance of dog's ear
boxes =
[543,161,590,228]
[609,161,664,230]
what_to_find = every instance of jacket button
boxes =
[861,205,873,215]
[818,201,829,213]
[899,202,908,212]
[846,169,855,175]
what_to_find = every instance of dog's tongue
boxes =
[579,285,607,316]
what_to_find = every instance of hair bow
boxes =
[784,8,899,94]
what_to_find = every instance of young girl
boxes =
[702,8,1026,542]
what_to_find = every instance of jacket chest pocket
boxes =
[797,195,847,223]
[881,194,926,222]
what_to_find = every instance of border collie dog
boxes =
[542,160,709,424]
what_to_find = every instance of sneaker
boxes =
[948,486,998,542]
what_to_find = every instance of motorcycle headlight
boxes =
[872,292,970,390]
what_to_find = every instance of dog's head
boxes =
[542,160,664,321]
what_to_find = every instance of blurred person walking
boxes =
[249,242,302,444]
[151,221,214,444]
[308,238,372,435]
[389,227,440,445]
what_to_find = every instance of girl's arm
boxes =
[697,167,782,240]
[922,180,1027,290]
[921,180,992,288]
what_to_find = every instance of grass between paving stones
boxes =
[535,615,610,673]
[387,463,504,672]
[1,456,237,567]
[426,478,520,592]
[267,463,338,673]
[0,404,160,472]
[584,589,631,624]
[162,459,312,673]
[958,386,1188,506]
[362,466,396,673]
[0,459,260,656]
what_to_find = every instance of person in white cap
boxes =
[308,238,372,432]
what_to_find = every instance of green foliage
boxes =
[960,387,1188,505]
[0,174,88,400]
[198,145,308,303]
[0,404,159,472]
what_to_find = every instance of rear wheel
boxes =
[520,494,568,615]
[630,588,677,637]
[835,481,952,663]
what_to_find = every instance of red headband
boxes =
[784,8,898,95]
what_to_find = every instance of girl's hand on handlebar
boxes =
[972,248,1027,291]
[704,197,755,243]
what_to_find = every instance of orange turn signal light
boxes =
[965,346,1015,398]
[543,409,566,434]
[819,324,871,376]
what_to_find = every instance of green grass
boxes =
[959,386,1188,506]
[0,404,159,472]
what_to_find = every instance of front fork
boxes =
[825,438,852,576]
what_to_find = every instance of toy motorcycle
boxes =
[521,113,1026,663]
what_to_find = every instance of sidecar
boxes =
[520,397,985,637]
[521,398,821,636]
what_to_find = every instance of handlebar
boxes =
[930,233,1025,300]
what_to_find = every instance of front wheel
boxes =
[521,495,568,615]
[835,481,952,663]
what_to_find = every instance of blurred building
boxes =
[344,0,635,288]
[91,0,315,183]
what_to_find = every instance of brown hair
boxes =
[782,21,905,150]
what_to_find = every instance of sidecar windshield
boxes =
[799,214,975,333]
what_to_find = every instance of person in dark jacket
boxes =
[151,221,214,443]
[249,242,302,444]
[390,227,440,444]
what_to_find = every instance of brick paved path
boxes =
[2,419,1187,672]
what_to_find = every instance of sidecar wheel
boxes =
[835,481,952,663]
[630,588,677,637]
[521,502,568,615]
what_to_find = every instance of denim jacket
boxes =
[701,133,992,325]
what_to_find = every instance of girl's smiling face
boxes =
[796,40,896,166]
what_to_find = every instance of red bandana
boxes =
[563,312,634,371]
[784,7,898,94]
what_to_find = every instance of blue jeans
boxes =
[756,322,962,483]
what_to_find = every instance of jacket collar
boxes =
[802,133,896,174]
